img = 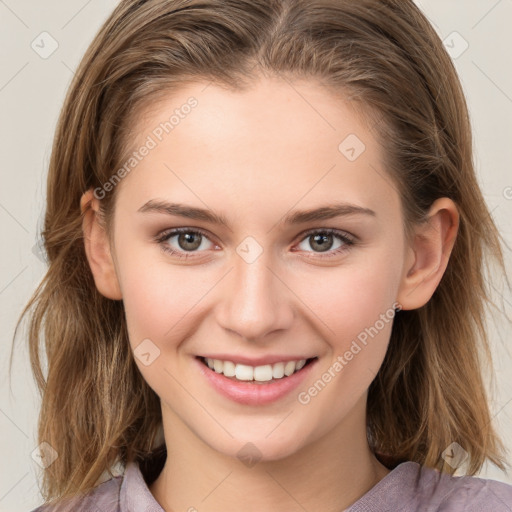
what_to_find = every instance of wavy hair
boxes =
[11,0,510,506]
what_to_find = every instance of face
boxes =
[103,77,410,461]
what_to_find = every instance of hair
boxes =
[10,0,511,507]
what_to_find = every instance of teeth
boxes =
[204,358,309,381]
[213,359,223,373]
[295,359,306,370]
[254,364,273,382]
[235,364,254,381]
[284,361,296,376]
[272,362,284,379]
[223,360,236,377]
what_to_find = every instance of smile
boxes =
[200,356,315,382]
[195,355,318,405]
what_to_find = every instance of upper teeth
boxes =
[205,358,308,382]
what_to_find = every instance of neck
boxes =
[149,399,390,512]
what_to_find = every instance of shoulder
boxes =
[398,462,512,511]
[348,461,512,512]
[28,472,123,512]
[428,470,512,511]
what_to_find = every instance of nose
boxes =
[215,247,295,342]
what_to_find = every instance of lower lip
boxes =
[195,357,317,406]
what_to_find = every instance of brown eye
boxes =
[308,233,335,252]
[296,229,356,258]
[156,228,215,258]
[176,232,203,251]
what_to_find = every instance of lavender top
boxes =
[30,460,512,511]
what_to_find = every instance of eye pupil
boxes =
[310,233,332,252]
[178,232,202,251]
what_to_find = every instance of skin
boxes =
[81,76,459,512]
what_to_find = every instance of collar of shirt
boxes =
[120,461,165,511]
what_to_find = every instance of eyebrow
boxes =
[137,199,376,227]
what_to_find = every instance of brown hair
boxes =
[11,0,511,506]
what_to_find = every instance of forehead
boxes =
[114,77,401,227]
[132,77,373,157]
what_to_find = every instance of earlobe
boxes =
[397,198,459,310]
[80,189,123,300]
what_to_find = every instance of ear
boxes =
[396,197,459,310]
[80,188,123,300]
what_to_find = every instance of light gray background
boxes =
[1,1,511,510]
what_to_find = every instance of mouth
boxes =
[195,354,319,405]
[197,356,318,384]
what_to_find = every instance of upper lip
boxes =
[198,354,317,366]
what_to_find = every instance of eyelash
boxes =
[155,227,356,260]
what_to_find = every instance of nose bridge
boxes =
[217,242,293,340]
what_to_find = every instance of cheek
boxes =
[116,243,209,345]
[294,250,401,344]
[291,250,401,404]
[115,244,207,395]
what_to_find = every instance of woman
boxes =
[17,0,512,510]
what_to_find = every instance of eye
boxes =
[156,227,216,259]
[155,227,356,260]
[294,228,356,258]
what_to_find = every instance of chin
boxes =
[202,422,312,464]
